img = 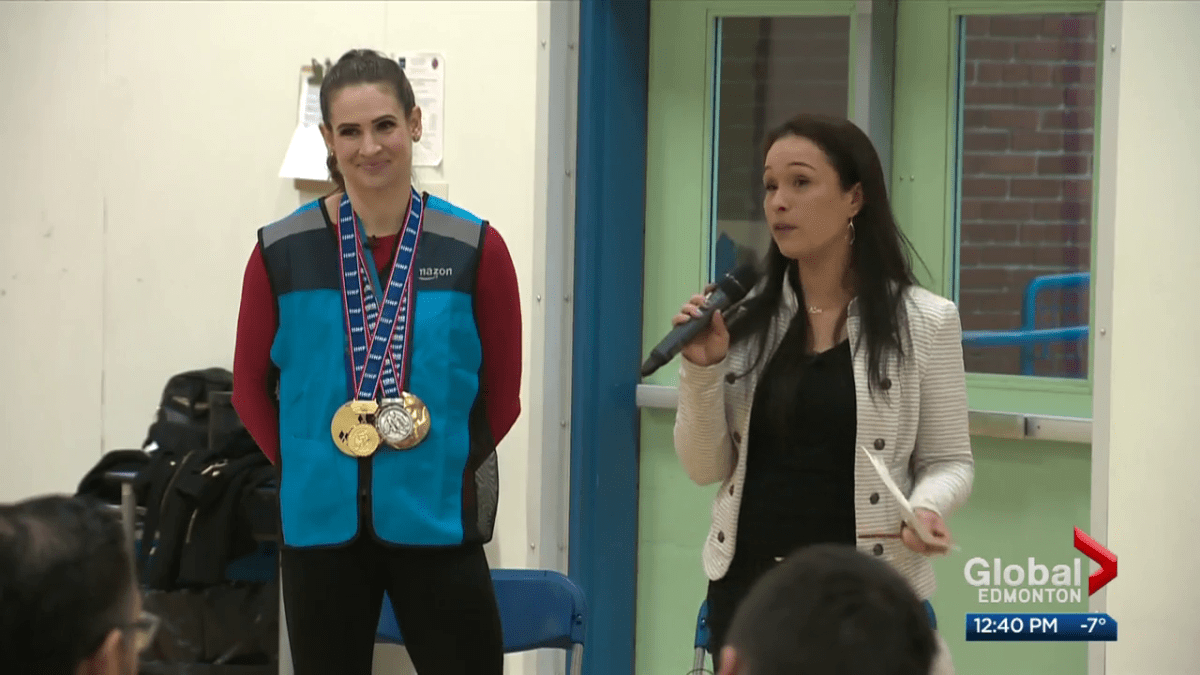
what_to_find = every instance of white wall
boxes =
[1098,1,1200,673]
[0,2,556,673]
[0,1,106,502]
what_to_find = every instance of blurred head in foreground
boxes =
[719,544,937,675]
[0,494,156,675]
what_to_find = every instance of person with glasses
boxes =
[0,494,159,675]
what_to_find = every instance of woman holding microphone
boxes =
[671,114,973,673]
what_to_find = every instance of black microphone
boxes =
[640,263,760,377]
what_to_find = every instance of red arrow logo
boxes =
[1074,527,1117,595]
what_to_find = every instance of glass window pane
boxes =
[712,16,852,280]
[955,13,1097,379]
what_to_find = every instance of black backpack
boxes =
[143,367,235,452]
[136,368,235,585]
[75,368,280,669]
[76,368,234,509]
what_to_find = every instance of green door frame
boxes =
[892,0,1104,418]
[893,4,1106,675]
[637,2,1109,675]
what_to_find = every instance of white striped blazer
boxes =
[673,277,975,600]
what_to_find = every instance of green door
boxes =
[638,2,879,673]
[639,1,1103,673]
[893,2,1101,673]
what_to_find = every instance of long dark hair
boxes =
[729,114,918,410]
[0,495,136,674]
[319,49,417,190]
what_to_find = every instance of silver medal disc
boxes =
[376,402,415,447]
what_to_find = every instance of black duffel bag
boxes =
[138,581,278,674]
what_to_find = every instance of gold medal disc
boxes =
[331,400,381,457]
[346,424,382,457]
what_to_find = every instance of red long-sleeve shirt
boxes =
[231,213,522,465]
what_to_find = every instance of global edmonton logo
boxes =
[964,527,1117,604]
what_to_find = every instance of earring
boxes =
[848,219,856,245]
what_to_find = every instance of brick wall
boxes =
[959,14,1097,377]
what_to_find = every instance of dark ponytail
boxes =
[326,153,342,189]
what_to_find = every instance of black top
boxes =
[733,336,857,562]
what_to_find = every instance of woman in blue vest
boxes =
[232,49,522,675]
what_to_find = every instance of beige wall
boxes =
[1099,0,1200,672]
[0,2,547,673]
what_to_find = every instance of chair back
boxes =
[493,569,587,652]
[376,568,587,654]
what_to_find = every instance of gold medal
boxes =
[331,400,381,457]
[346,424,382,457]
[376,392,431,450]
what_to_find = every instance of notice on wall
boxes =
[279,65,330,181]
[398,52,445,168]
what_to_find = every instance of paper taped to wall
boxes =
[279,65,329,181]
[399,52,444,168]
[279,126,329,182]
[857,445,957,554]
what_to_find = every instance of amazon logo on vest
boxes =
[418,267,455,282]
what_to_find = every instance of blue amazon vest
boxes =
[258,194,499,549]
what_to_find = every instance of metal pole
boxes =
[120,481,136,564]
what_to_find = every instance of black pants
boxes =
[705,554,780,672]
[280,534,503,675]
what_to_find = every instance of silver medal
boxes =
[376,400,415,447]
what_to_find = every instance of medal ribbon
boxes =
[338,187,423,401]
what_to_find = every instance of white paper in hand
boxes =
[857,446,956,554]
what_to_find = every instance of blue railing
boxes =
[961,272,1090,376]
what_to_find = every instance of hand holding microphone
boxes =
[640,263,759,376]
[671,293,730,367]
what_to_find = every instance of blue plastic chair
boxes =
[693,600,710,673]
[377,569,587,675]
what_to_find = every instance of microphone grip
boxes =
[639,290,730,377]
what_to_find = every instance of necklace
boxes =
[807,306,824,314]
